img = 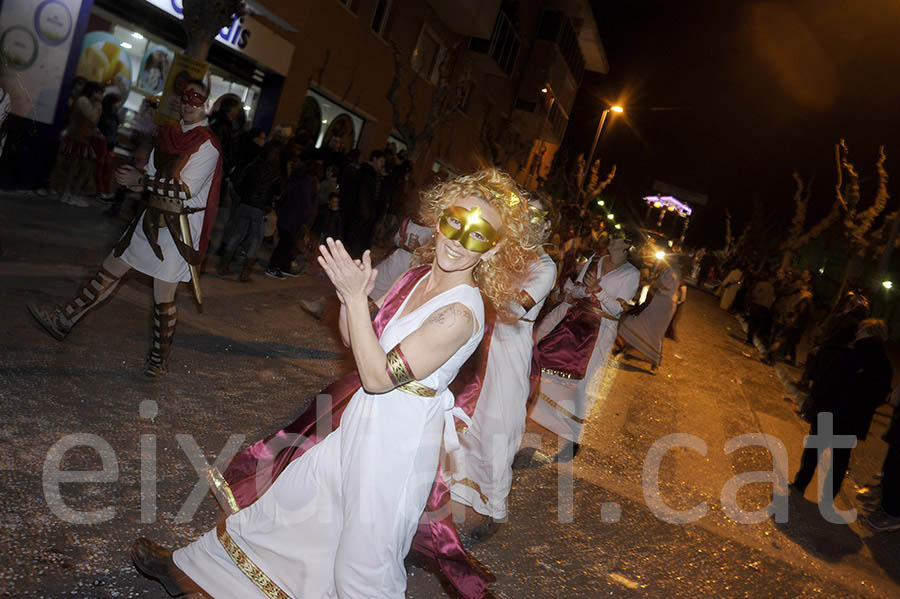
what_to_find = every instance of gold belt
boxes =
[397,380,437,397]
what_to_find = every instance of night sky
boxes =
[565,0,900,247]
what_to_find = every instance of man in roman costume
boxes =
[531,237,640,457]
[28,80,222,377]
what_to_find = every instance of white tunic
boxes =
[174,276,484,599]
[119,119,219,283]
[370,219,434,300]
[449,253,557,519]
[618,266,681,366]
[531,256,639,442]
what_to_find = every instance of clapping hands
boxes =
[317,238,377,303]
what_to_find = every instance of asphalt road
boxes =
[1,191,897,598]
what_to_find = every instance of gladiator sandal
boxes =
[145,301,176,377]
[28,267,120,340]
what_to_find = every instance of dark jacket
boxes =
[234,158,280,211]
[810,336,892,439]
[277,171,317,234]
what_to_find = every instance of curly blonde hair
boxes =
[413,168,542,322]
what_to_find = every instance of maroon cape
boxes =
[219,265,495,598]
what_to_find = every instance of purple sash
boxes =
[220,264,494,598]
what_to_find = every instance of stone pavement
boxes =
[1,191,898,598]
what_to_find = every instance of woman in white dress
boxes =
[131,169,538,599]
[531,238,640,455]
[448,195,556,532]
[617,262,682,371]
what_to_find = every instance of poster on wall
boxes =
[75,31,132,99]
[0,0,83,124]
[137,43,173,96]
[155,52,209,125]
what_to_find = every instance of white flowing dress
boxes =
[449,253,557,519]
[119,119,219,283]
[173,277,485,598]
[531,256,639,442]
[618,266,681,367]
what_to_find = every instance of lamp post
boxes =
[583,104,623,190]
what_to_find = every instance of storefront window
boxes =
[304,88,364,151]
[87,7,262,151]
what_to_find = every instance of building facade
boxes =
[266,0,608,189]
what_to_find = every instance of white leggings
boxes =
[102,253,179,303]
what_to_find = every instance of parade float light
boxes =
[883,280,893,290]
[642,195,692,217]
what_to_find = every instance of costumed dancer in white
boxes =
[131,169,536,598]
[531,238,639,456]
[28,80,221,376]
[448,193,555,534]
[617,261,683,372]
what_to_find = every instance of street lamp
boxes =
[583,104,624,190]
[883,280,893,290]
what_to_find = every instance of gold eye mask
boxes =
[438,205,501,253]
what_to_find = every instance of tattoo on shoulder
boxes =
[426,303,473,328]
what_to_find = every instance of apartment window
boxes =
[411,25,445,84]
[371,0,392,36]
[337,0,360,14]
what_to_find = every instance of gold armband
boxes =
[386,344,415,386]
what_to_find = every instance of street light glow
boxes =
[598,200,605,206]
[655,251,665,260]
[614,224,622,230]
[607,214,614,220]
[611,105,624,113]
[883,280,893,290]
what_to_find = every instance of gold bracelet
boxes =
[385,344,415,386]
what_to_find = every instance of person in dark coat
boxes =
[350,149,384,256]
[217,142,282,281]
[861,390,900,532]
[791,319,893,502]
[339,149,361,241]
[266,161,317,279]
[797,292,870,390]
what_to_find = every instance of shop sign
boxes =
[142,0,293,75]
[0,0,83,124]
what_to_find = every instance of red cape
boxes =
[155,122,223,262]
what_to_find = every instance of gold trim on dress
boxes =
[541,367,583,380]
[206,466,240,515]
[217,522,290,599]
[456,477,490,505]
[538,392,586,424]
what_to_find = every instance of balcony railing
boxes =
[469,11,520,77]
